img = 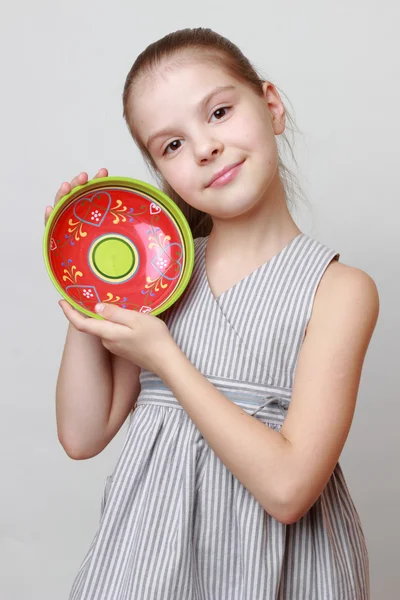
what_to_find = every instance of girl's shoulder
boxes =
[307,258,379,337]
[289,231,379,338]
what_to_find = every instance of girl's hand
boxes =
[44,168,109,226]
[59,300,175,375]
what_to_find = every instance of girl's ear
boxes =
[261,81,286,135]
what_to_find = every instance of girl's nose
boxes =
[194,137,224,164]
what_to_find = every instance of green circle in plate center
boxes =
[89,234,139,283]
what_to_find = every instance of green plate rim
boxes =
[43,176,195,319]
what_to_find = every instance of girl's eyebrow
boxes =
[146,85,236,148]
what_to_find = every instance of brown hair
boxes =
[122,27,303,238]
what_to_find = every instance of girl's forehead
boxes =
[141,60,236,99]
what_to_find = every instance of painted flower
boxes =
[156,257,169,270]
[82,289,94,298]
[91,210,102,222]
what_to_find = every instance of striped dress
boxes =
[70,232,370,600]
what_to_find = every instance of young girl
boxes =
[46,28,379,600]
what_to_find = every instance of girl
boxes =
[46,28,379,600]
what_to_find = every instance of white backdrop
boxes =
[1,1,399,598]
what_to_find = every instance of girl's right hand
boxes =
[44,168,109,226]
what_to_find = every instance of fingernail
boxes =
[95,303,104,313]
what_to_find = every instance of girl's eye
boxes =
[161,107,230,155]
[163,140,182,155]
[211,106,230,121]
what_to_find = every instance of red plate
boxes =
[43,177,194,318]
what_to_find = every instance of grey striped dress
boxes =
[69,232,369,600]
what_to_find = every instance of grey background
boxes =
[1,1,398,598]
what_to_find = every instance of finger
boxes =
[59,300,117,339]
[54,172,89,206]
[95,303,136,327]
[51,170,106,222]
[44,205,53,225]
[69,171,88,190]
[93,167,108,179]
[54,181,71,205]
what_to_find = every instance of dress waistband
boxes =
[137,373,291,425]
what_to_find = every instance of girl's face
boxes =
[130,58,285,221]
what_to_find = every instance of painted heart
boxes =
[150,202,161,215]
[140,306,152,313]
[151,243,183,280]
[50,238,57,251]
[73,192,112,227]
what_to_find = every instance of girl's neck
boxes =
[207,173,301,261]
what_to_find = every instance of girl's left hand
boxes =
[59,300,175,374]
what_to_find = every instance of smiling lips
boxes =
[206,160,245,188]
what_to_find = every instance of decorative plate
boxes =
[43,177,194,318]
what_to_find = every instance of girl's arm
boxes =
[47,169,140,460]
[56,324,140,459]
[158,261,379,524]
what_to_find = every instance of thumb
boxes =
[95,303,135,326]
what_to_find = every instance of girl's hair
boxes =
[122,27,303,238]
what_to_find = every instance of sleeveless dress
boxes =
[69,232,369,600]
